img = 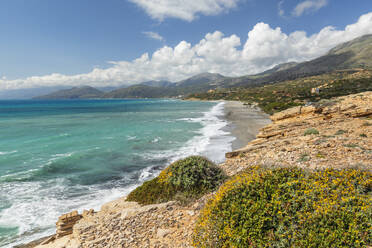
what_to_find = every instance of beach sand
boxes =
[223,101,271,150]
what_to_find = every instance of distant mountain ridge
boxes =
[32,34,372,100]
[102,85,168,98]
[214,34,372,88]
[140,80,173,88]
[33,86,104,99]
[102,72,226,99]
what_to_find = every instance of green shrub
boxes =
[125,176,178,205]
[304,128,319,136]
[298,153,310,162]
[168,156,225,192]
[344,143,359,148]
[127,156,226,205]
[360,133,367,138]
[335,129,347,135]
[193,166,371,248]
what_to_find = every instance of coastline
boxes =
[223,101,271,150]
[17,100,272,248]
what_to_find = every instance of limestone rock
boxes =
[222,91,372,175]
[157,229,172,239]
[56,211,82,238]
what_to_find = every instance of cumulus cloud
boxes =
[293,0,328,17]
[143,31,164,41]
[1,12,372,91]
[129,0,240,21]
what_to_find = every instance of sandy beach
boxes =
[223,101,271,150]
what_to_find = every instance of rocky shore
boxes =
[20,92,372,248]
[35,198,206,248]
[223,91,372,175]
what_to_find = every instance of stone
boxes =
[186,210,195,216]
[157,229,172,239]
[39,235,56,245]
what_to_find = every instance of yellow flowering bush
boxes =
[193,166,371,248]
[127,156,225,205]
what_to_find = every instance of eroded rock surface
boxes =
[223,91,372,175]
[36,196,209,248]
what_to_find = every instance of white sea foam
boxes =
[52,152,74,158]
[0,150,17,156]
[174,102,235,163]
[43,152,75,165]
[137,102,235,181]
[150,137,161,143]
[143,102,234,164]
[1,102,235,248]
[0,175,140,247]
[126,135,137,141]
[139,166,157,181]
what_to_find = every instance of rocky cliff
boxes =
[224,91,372,175]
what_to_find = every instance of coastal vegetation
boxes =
[193,166,372,248]
[304,128,320,136]
[188,72,372,114]
[126,156,226,205]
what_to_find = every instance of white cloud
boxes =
[129,0,241,21]
[143,31,164,41]
[292,0,328,17]
[1,12,372,91]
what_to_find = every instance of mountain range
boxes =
[32,34,372,100]
[34,86,104,99]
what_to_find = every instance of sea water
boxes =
[0,99,234,247]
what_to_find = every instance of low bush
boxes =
[193,166,371,248]
[125,175,178,205]
[298,153,310,162]
[304,128,320,136]
[126,156,226,205]
[335,129,347,135]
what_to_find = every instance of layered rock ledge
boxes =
[223,91,372,175]
[34,195,210,248]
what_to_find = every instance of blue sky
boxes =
[0,0,371,90]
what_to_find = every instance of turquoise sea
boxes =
[0,99,234,247]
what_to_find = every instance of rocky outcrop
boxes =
[223,91,372,176]
[56,211,83,238]
[36,195,209,248]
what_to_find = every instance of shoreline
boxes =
[15,92,372,247]
[223,101,271,151]
[16,100,272,248]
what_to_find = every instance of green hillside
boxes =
[102,85,169,98]
[33,86,103,99]
[103,72,226,99]
[189,70,372,114]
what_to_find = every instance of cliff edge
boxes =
[224,91,372,175]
